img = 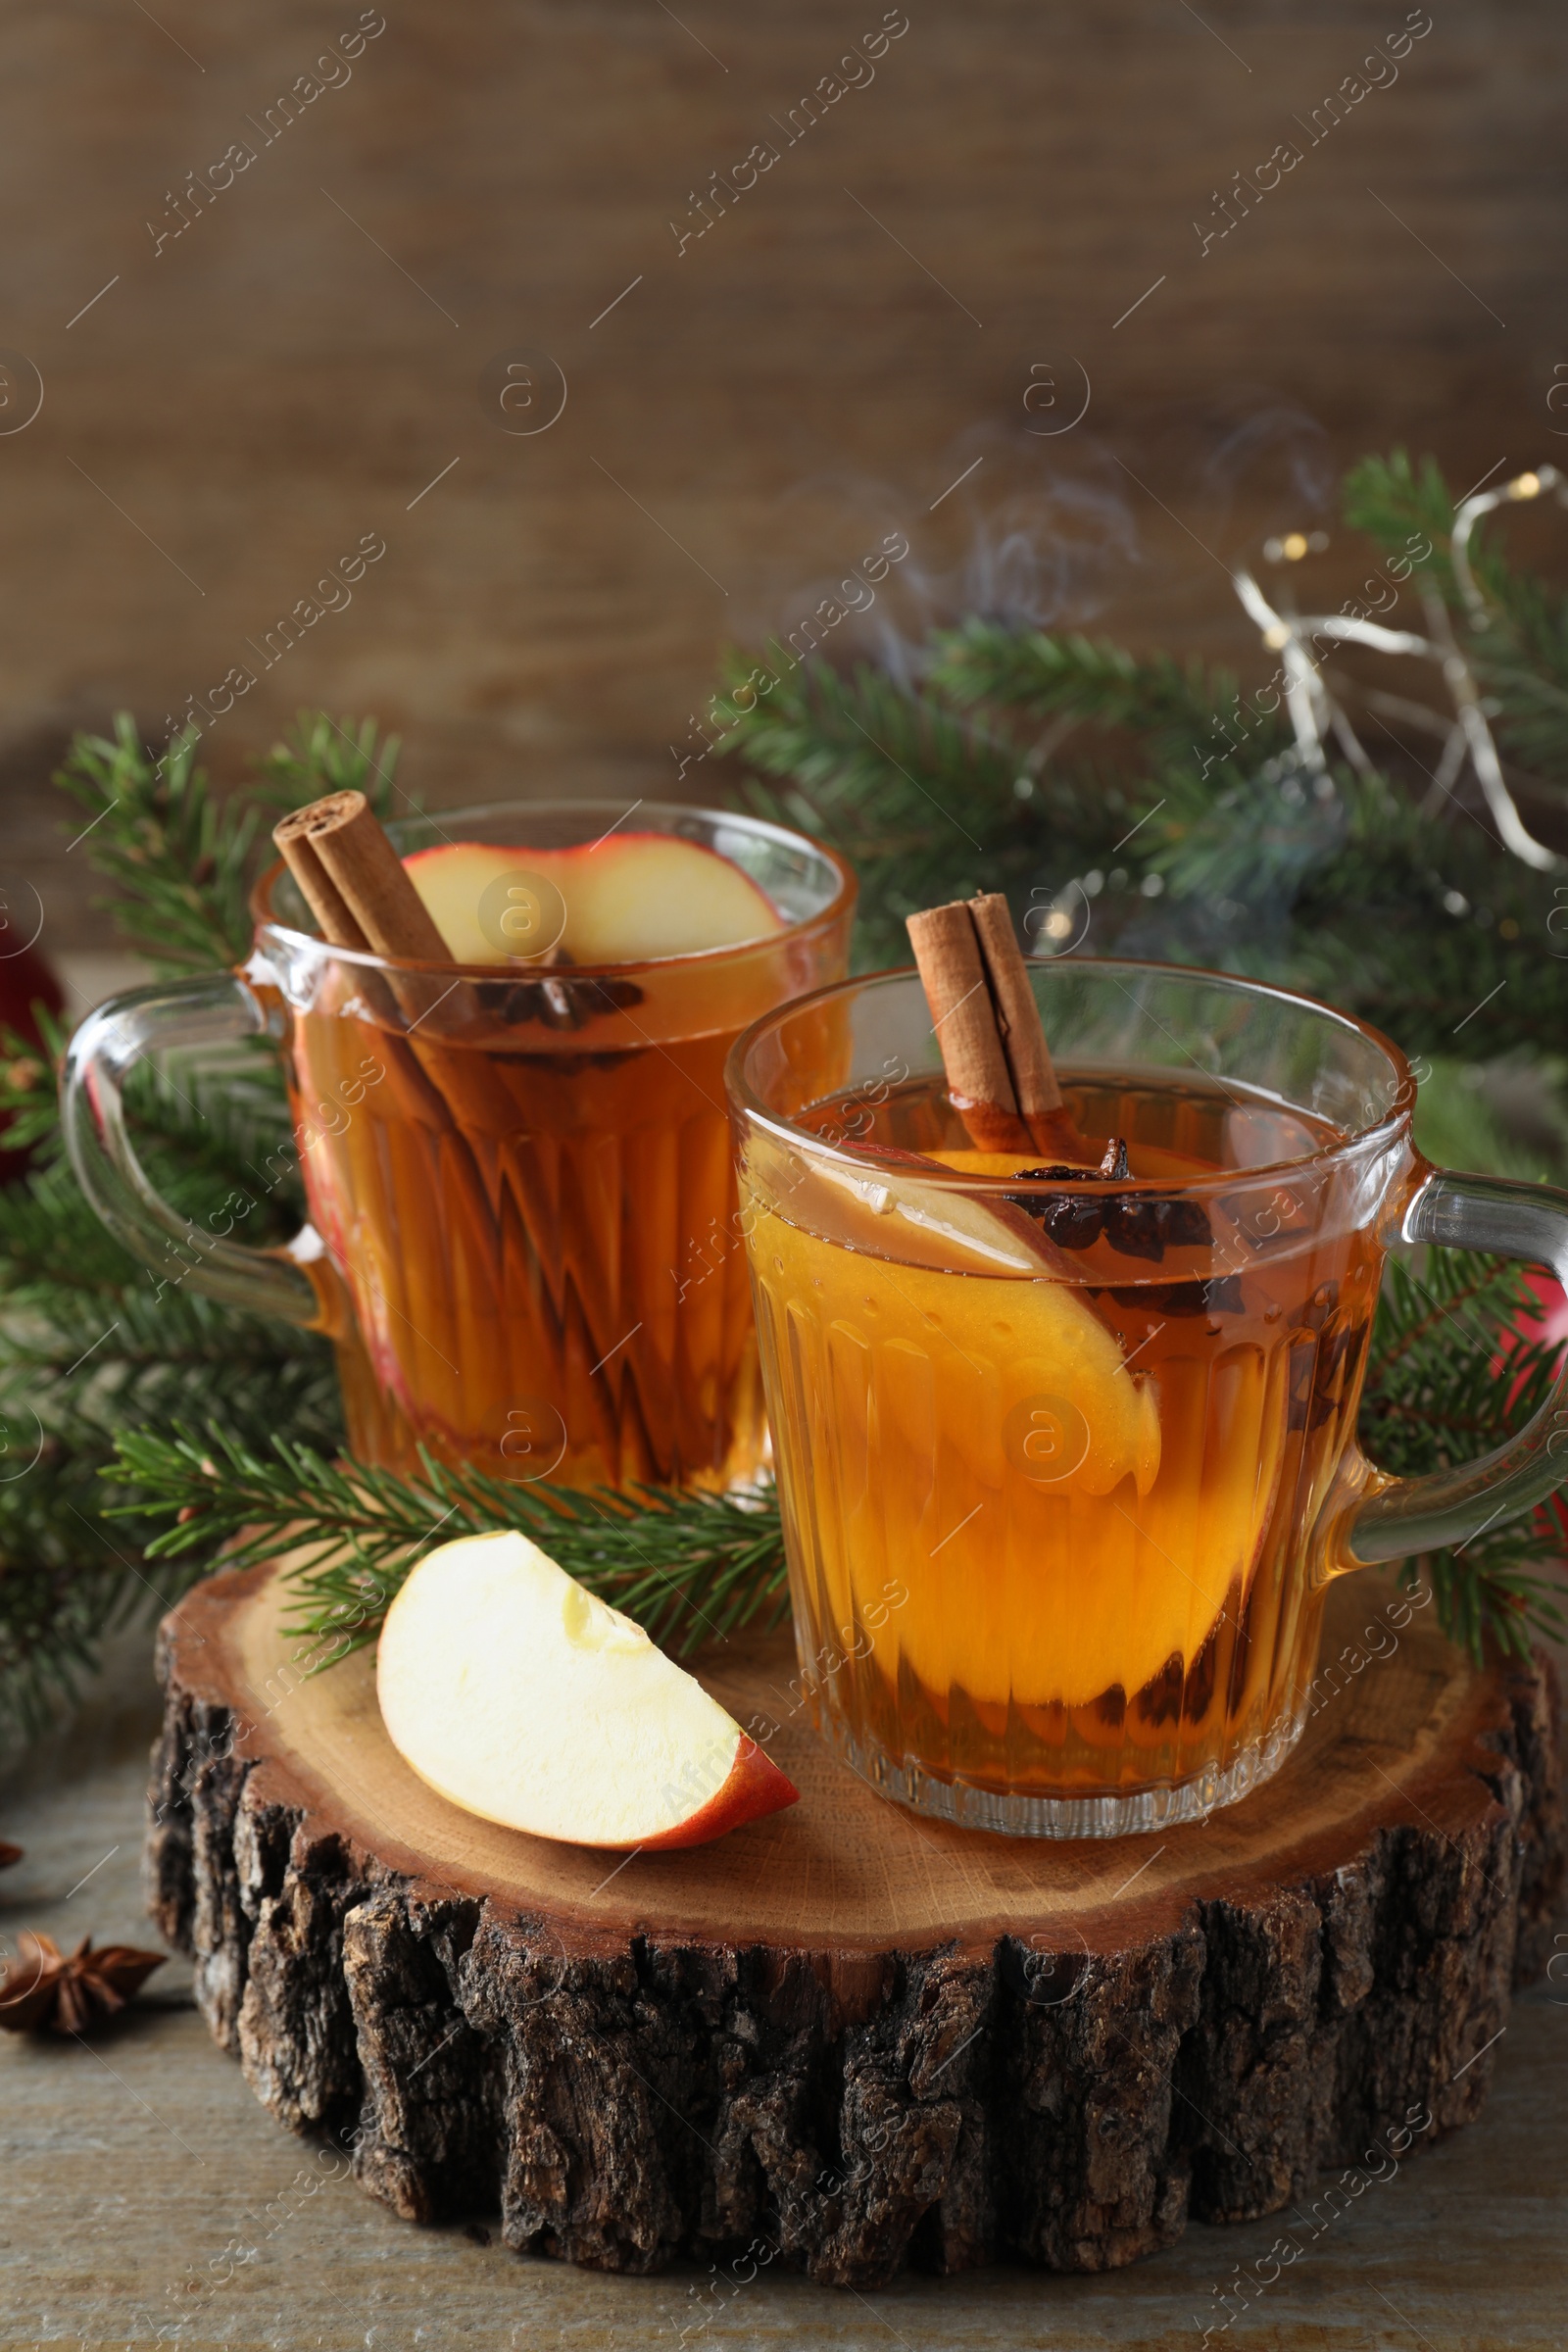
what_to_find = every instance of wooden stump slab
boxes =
[146,1561,1563,2289]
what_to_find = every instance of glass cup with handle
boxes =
[65,801,855,1491]
[727,958,1568,1837]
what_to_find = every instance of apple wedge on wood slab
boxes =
[377,1531,799,1849]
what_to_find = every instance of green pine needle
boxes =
[1360,1247,1568,1663]
[0,710,394,1742]
[51,708,408,977]
[102,1240,1568,1682]
[257,710,406,811]
[714,648,1145,964]
[110,1423,789,1666]
[722,462,1568,1060]
[12,458,1568,1740]
[930,617,1288,769]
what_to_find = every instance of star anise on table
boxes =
[0,1840,22,1869]
[0,1930,166,2035]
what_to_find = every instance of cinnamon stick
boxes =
[271,795,625,1474]
[273,810,373,955]
[273,807,522,1385]
[906,895,1099,1162]
[277,792,502,1141]
[274,802,489,1145]
[967,894,1063,1123]
[276,792,451,964]
[275,818,497,1212]
[906,901,1024,1152]
[904,898,1130,1348]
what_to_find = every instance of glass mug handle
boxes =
[1324,1167,1568,1575]
[61,974,344,1333]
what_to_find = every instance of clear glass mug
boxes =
[727,960,1568,1837]
[64,802,855,1490]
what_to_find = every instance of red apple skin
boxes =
[638,1736,800,1851]
[402,832,780,965]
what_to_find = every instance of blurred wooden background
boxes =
[4,0,1566,951]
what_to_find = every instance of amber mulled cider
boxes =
[64,804,853,1493]
[728,959,1521,1836]
[275,807,855,1487]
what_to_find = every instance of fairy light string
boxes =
[1236,466,1568,874]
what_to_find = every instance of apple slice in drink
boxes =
[403,833,782,964]
[376,1531,799,1849]
[783,1135,1078,1278]
[751,1136,1161,1497]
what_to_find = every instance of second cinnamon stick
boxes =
[906,894,1098,1162]
[276,792,451,964]
[905,902,1031,1152]
[271,792,626,1462]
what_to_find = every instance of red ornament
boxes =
[0,935,65,1176]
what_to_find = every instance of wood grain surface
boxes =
[142,1557,1562,2287]
[158,1553,1554,1951]
[5,2,1568,955]
[4,3,1568,2335]
[3,1616,1566,2346]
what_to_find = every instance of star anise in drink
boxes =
[1006,1137,1219,1261]
[0,1930,166,2035]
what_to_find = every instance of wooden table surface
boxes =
[3,1628,1564,2352]
[6,0,1568,950]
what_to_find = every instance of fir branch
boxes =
[0,1157,136,1301]
[1035,740,1551,1067]
[0,1554,200,1743]
[716,649,1140,961]
[0,1335,336,1743]
[1361,1248,1567,1661]
[719,451,1568,1057]
[0,710,390,1740]
[1367,1251,1511,1380]
[0,1077,301,1316]
[256,710,406,817]
[0,1010,71,1159]
[55,719,271,975]
[1344,450,1568,788]
[52,709,408,981]
[1341,450,1459,593]
[1146,756,1350,911]
[716,651,1021,847]
[4,1007,301,1245]
[931,619,1292,770]
[110,1425,789,1663]
[0,1326,340,1744]
[1406,1524,1561,1668]
[114,1054,304,1239]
